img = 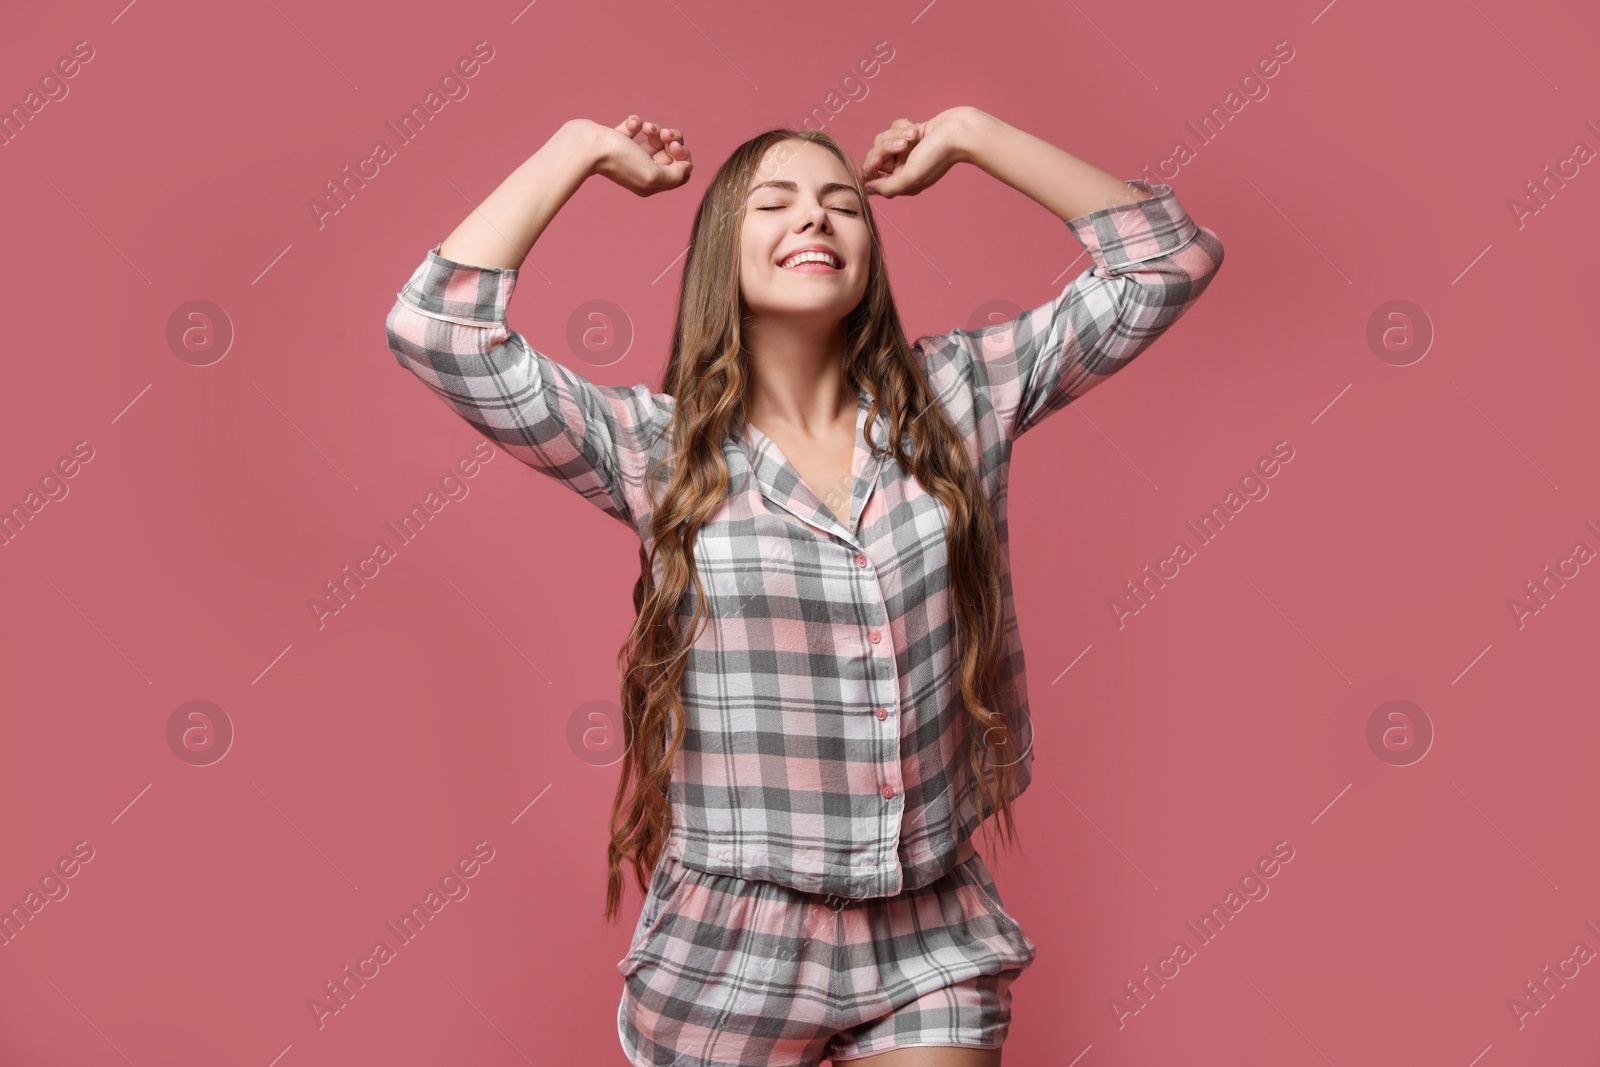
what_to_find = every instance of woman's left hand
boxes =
[860,108,982,198]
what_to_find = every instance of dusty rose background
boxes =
[2,0,1596,1064]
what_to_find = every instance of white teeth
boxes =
[780,250,840,269]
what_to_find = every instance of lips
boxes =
[777,246,843,269]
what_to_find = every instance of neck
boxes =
[743,316,853,435]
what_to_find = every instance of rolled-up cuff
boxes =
[1063,179,1199,272]
[394,243,521,326]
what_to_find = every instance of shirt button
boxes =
[881,785,895,800]
[874,706,888,720]
[855,553,868,567]
[869,630,881,644]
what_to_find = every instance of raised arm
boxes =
[435,116,690,268]
[385,117,692,532]
[955,108,1157,220]
[866,108,1224,452]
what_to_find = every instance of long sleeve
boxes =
[385,244,674,534]
[914,179,1224,473]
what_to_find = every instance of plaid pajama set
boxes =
[386,177,1224,1065]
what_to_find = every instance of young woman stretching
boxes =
[385,109,1224,1067]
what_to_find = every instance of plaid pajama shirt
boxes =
[386,177,1223,1061]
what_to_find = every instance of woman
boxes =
[385,109,1224,1066]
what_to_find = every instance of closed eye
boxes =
[756,204,860,215]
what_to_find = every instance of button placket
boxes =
[851,536,903,890]
[868,616,903,806]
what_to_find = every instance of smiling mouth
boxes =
[778,250,843,269]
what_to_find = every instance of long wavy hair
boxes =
[604,127,1022,922]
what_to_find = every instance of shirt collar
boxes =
[734,383,884,543]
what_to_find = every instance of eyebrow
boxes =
[747,179,861,200]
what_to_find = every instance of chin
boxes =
[746,296,852,320]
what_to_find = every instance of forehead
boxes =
[747,140,855,195]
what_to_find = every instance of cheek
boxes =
[740,234,775,276]
[740,253,770,292]
[737,257,771,305]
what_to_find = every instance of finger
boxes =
[868,169,907,198]
[865,128,894,164]
[874,147,906,181]
[656,157,694,189]
[863,137,903,178]
[653,131,686,164]
[890,128,920,153]
[866,150,917,197]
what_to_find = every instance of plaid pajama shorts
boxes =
[616,836,1038,1066]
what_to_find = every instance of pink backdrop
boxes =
[3,0,1597,1064]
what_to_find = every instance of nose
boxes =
[796,200,831,232]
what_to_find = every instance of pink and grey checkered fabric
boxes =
[385,178,1224,902]
[614,835,1034,1065]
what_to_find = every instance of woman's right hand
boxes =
[589,115,692,196]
